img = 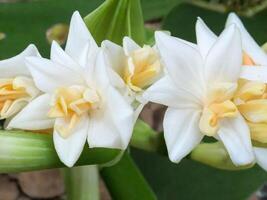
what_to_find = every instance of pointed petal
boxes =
[155,31,205,102]
[51,41,81,71]
[163,107,203,163]
[254,147,267,171]
[26,57,84,93]
[196,17,217,59]
[7,94,54,130]
[54,115,88,167]
[123,37,141,56]
[101,40,126,88]
[226,13,267,65]
[217,113,254,166]
[205,25,242,83]
[143,75,202,109]
[240,66,267,83]
[0,44,40,78]
[65,11,98,66]
[88,86,134,150]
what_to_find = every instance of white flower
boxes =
[101,37,162,120]
[8,11,134,167]
[143,22,254,165]
[0,45,40,121]
[225,13,267,171]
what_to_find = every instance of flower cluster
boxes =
[2,11,267,170]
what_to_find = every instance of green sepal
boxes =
[190,142,255,170]
[84,0,145,45]
[0,130,120,173]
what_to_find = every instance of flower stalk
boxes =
[0,130,120,173]
[101,152,157,200]
[63,165,99,200]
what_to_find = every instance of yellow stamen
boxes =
[48,86,100,138]
[123,45,161,92]
[0,77,37,119]
[199,83,238,136]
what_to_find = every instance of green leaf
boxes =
[132,148,267,200]
[101,152,157,200]
[84,0,145,45]
[0,130,120,173]
[162,3,267,45]
[64,165,99,200]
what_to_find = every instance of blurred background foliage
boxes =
[1,0,267,199]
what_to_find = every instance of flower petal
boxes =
[51,41,81,71]
[101,40,126,89]
[88,86,134,150]
[196,17,217,59]
[217,113,254,166]
[205,24,242,83]
[143,75,202,109]
[226,13,267,66]
[163,107,203,163]
[26,57,84,93]
[65,11,98,66]
[240,66,267,83]
[0,44,40,78]
[155,31,205,102]
[254,147,267,171]
[54,115,88,167]
[123,37,140,56]
[7,94,54,130]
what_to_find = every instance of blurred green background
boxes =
[1,0,267,199]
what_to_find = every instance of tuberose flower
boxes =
[143,21,254,165]
[102,37,162,120]
[8,11,134,167]
[0,45,40,121]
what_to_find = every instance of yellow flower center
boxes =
[235,52,267,143]
[123,45,161,92]
[199,82,238,136]
[48,86,101,138]
[0,77,38,119]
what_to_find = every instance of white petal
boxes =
[226,13,267,66]
[240,65,267,83]
[163,107,203,163]
[7,94,54,130]
[101,40,126,88]
[51,41,81,71]
[254,147,267,171]
[123,37,140,56]
[0,44,40,78]
[205,24,242,83]
[143,75,202,109]
[54,115,88,167]
[65,11,98,66]
[196,17,217,59]
[217,113,254,166]
[155,31,205,102]
[26,57,84,93]
[88,86,134,149]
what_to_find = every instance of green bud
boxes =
[190,142,255,170]
[84,0,145,45]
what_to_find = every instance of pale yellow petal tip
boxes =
[0,32,6,41]
[46,23,69,45]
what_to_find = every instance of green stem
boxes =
[64,165,99,200]
[0,130,121,173]
[101,153,157,200]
